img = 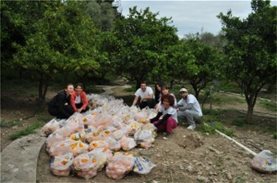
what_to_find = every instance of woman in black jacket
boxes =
[48,84,75,119]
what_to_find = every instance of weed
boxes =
[9,121,44,140]
[199,121,234,137]
[0,119,21,128]
[273,132,277,139]
[259,100,276,112]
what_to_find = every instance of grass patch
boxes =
[86,85,104,94]
[199,121,234,136]
[9,121,44,140]
[217,81,241,93]
[36,114,53,122]
[123,85,136,93]
[202,108,223,116]
[231,117,246,127]
[212,94,245,105]
[233,176,246,183]
[273,132,277,139]
[259,100,276,112]
[0,119,21,128]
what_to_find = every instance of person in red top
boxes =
[70,83,89,113]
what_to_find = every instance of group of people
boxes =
[132,81,203,134]
[48,81,202,136]
[48,83,89,119]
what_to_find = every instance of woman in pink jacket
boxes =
[70,83,89,113]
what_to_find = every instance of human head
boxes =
[155,82,163,92]
[161,94,175,109]
[179,88,188,98]
[140,81,147,92]
[66,83,74,95]
[75,83,84,95]
[161,86,170,96]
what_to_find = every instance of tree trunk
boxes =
[136,79,140,90]
[38,74,48,105]
[209,99,213,110]
[246,104,254,123]
[170,79,174,89]
[192,84,200,99]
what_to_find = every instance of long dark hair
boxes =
[75,83,85,90]
[154,82,163,103]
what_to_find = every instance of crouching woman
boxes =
[150,94,178,135]
[70,83,89,113]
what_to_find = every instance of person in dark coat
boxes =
[48,84,75,119]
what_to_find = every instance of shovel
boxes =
[204,122,277,173]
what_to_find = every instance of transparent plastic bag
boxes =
[46,132,66,151]
[49,139,88,157]
[69,141,89,156]
[50,153,74,176]
[73,152,98,179]
[70,132,86,142]
[112,129,127,140]
[41,118,61,136]
[120,136,136,151]
[89,140,109,151]
[106,153,135,180]
[127,121,142,135]
[49,139,73,156]
[134,111,148,124]
[134,128,155,149]
[106,137,121,151]
[251,150,277,173]
[88,148,113,171]
[133,156,156,174]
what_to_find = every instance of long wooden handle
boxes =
[215,129,257,156]
[204,122,257,156]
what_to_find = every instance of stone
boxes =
[208,146,221,155]
[186,165,194,173]
[192,160,198,163]
[179,165,185,170]
[197,175,209,183]
[226,172,232,180]
[183,159,188,163]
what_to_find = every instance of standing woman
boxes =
[70,83,89,113]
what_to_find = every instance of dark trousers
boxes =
[48,105,74,119]
[137,98,156,109]
[76,103,89,113]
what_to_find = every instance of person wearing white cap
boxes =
[177,88,203,130]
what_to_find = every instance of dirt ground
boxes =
[1,82,276,182]
[37,126,277,183]
[1,87,56,151]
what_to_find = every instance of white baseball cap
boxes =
[179,88,188,93]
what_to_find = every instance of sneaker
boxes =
[187,124,196,130]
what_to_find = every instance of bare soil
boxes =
[1,83,276,182]
[37,126,277,183]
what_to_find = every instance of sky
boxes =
[119,0,277,37]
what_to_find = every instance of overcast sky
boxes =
[119,0,277,37]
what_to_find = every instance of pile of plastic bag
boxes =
[42,94,156,180]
